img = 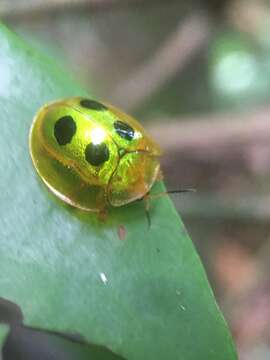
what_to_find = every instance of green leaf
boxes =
[0,324,9,355]
[0,23,237,360]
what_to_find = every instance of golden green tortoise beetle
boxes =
[29,97,162,212]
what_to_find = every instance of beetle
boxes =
[29,97,162,214]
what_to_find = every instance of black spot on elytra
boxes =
[80,99,107,111]
[54,116,76,146]
[114,120,134,141]
[85,142,109,166]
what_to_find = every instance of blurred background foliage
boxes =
[1,0,270,359]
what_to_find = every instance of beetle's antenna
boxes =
[166,189,196,194]
[148,188,196,200]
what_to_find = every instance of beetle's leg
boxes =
[134,193,152,229]
[143,194,151,229]
[136,186,195,229]
[97,208,108,222]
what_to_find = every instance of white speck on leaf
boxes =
[100,272,108,284]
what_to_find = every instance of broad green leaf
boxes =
[0,23,237,360]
